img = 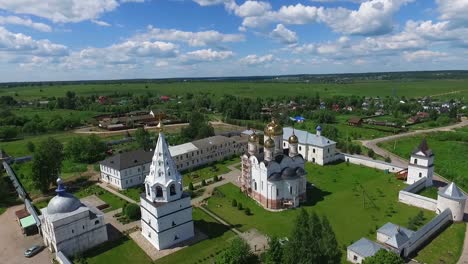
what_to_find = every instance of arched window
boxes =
[170,184,176,196]
[414,158,418,165]
[254,182,257,191]
[156,186,163,197]
[419,172,422,178]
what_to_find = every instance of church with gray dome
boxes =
[40,178,108,256]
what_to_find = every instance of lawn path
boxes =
[98,182,139,204]
[358,117,468,264]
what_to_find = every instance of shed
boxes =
[347,238,386,264]
[348,117,363,126]
[19,215,38,235]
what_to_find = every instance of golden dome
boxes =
[288,133,298,144]
[248,132,259,142]
[264,137,275,148]
[264,119,283,136]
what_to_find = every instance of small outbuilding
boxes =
[347,238,386,264]
[348,117,363,126]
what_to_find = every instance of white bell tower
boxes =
[406,139,434,187]
[140,122,194,250]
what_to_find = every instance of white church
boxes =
[40,178,108,256]
[239,119,308,210]
[140,122,194,250]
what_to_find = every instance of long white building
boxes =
[140,122,194,250]
[40,178,108,257]
[100,135,247,190]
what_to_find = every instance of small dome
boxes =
[264,137,275,148]
[288,134,298,144]
[264,119,283,136]
[47,192,82,215]
[248,132,259,142]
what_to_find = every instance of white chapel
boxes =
[140,122,194,250]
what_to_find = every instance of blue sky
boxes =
[0,0,467,82]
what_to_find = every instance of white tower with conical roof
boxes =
[406,138,434,187]
[140,122,194,250]
[437,182,466,222]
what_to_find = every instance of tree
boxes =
[265,236,283,264]
[123,203,141,220]
[188,182,194,191]
[26,141,35,153]
[65,135,107,163]
[201,179,207,186]
[244,207,251,215]
[363,249,404,264]
[135,128,152,151]
[237,202,243,210]
[367,149,376,159]
[217,237,256,264]
[322,125,339,140]
[283,208,310,264]
[31,137,64,193]
[320,216,341,264]
[0,126,18,140]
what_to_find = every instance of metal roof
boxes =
[385,231,411,249]
[283,127,336,147]
[191,135,236,149]
[377,222,414,238]
[412,138,433,157]
[347,238,385,257]
[169,142,198,157]
[438,182,465,200]
[19,215,36,228]
[100,149,153,170]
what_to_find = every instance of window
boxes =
[261,181,263,190]
[172,221,176,227]
[419,172,422,178]
[414,158,418,165]
[328,149,330,153]
[353,255,358,261]
[148,232,151,238]
[71,229,74,234]
[83,225,85,230]
[149,219,151,226]
[156,186,163,197]
[276,188,279,196]
[313,148,315,153]
[170,184,176,196]
[289,186,292,194]
[299,146,302,151]
[254,182,257,191]
[146,184,150,196]
[95,220,100,225]
[174,235,179,240]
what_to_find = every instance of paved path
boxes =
[97,182,139,204]
[0,205,51,264]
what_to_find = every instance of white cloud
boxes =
[181,48,234,63]
[403,50,447,62]
[0,0,119,23]
[0,16,52,32]
[239,54,274,65]
[233,1,271,17]
[436,0,468,26]
[270,24,298,44]
[133,26,244,47]
[92,19,111,27]
[192,0,230,6]
[0,26,68,56]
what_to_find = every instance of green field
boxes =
[415,223,466,264]
[10,107,100,123]
[120,185,144,202]
[3,79,468,100]
[155,208,236,264]
[205,162,436,260]
[378,131,468,191]
[182,157,240,187]
[84,236,152,264]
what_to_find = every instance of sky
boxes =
[0,0,468,82]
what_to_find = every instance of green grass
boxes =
[417,186,439,200]
[73,185,127,211]
[378,132,468,191]
[120,186,144,202]
[205,162,435,260]
[3,79,468,100]
[415,223,466,264]
[84,236,152,264]
[155,208,236,264]
[182,157,240,187]
[10,107,101,123]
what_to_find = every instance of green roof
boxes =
[20,215,36,228]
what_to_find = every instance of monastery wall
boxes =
[398,191,437,211]
[338,153,404,172]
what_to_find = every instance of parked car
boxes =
[24,245,42,258]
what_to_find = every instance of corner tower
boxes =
[406,138,434,187]
[140,122,194,250]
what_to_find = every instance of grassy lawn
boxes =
[417,186,439,200]
[120,185,144,202]
[205,162,435,260]
[415,223,466,264]
[155,208,236,264]
[84,236,152,264]
[73,184,127,211]
[378,131,468,191]
[182,157,240,187]
[10,107,101,123]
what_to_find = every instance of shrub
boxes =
[237,202,243,210]
[213,175,219,182]
[188,182,194,191]
[123,203,141,220]
[244,207,251,215]
[201,179,207,186]
[385,156,391,163]
[367,149,376,159]
[232,199,238,207]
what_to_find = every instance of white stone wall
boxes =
[100,164,149,190]
[376,232,391,244]
[140,195,194,250]
[339,154,404,172]
[347,250,365,264]
[398,191,437,211]
[437,195,466,222]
